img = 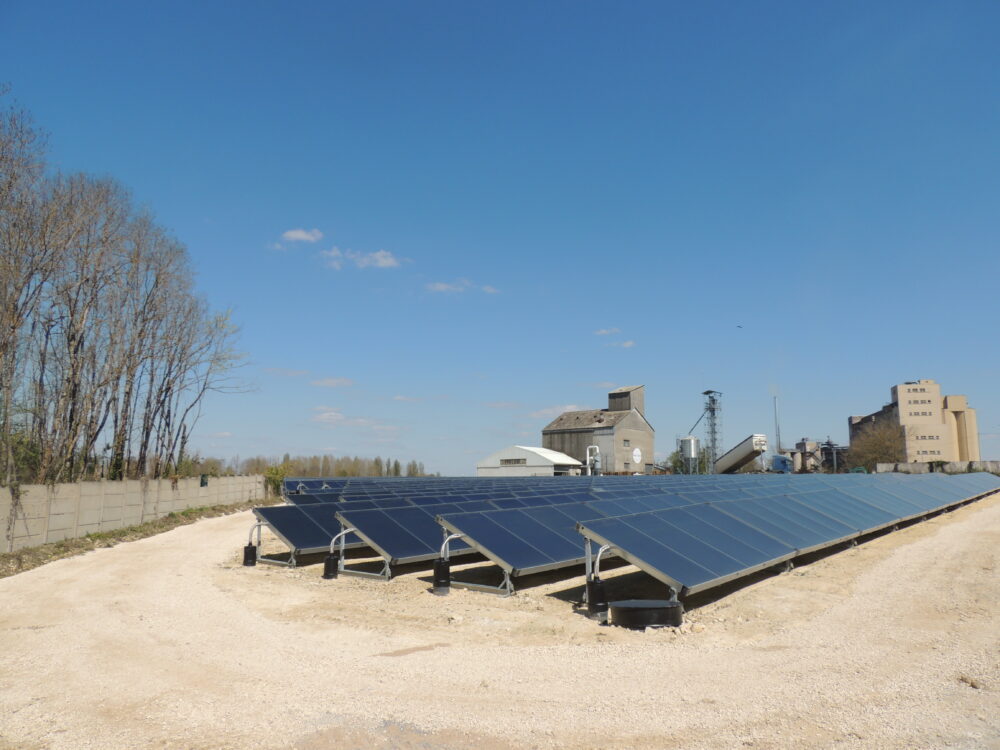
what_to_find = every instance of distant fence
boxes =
[876,461,1000,475]
[1,475,266,553]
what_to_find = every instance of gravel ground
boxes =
[1,493,998,750]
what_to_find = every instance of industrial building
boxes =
[476,445,582,477]
[782,438,848,473]
[541,385,654,473]
[849,379,980,463]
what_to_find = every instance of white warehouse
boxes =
[476,445,583,477]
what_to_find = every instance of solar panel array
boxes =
[250,473,1000,595]
[577,472,1000,595]
[258,477,600,563]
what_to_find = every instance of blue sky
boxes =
[2,1,999,474]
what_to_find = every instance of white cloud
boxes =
[321,247,400,270]
[208,431,233,439]
[357,249,400,268]
[311,406,397,433]
[426,279,497,294]
[607,340,636,348]
[282,228,324,243]
[311,408,369,427]
[427,280,468,293]
[392,395,421,402]
[312,408,346,425]
[263,367,309,377]
[594,327,620,336]
[310,377,354,388]
[529,404,583,419]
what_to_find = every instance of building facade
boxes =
[476,445,582,477]
[541,385,655,473]
[848,379,980,463]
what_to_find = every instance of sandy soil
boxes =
[1,494,998,750]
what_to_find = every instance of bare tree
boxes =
[1,92,246,500]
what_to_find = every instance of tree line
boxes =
[0,91,242,487]
[243,453,429,479]
[236,454,433,495]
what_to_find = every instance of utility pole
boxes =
[773,395,782,455]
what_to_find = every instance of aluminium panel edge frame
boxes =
[575,520,800,597]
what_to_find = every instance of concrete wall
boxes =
[875,462,1000,475]
[1,475,265,553]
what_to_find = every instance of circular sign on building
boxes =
[632,447,642,465]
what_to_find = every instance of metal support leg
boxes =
[244,522,264,566]
[323,528,356,580]
[433,534,464,595]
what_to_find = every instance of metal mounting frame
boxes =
[246,520,300,567]
[326,526,394,581]
[449,569,514,597]
[440,529,514,596]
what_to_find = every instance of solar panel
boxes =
[335,494,589,568]
[253,506,337,556]
[298,503,363,546]
[436,493,706,577]
[335,507,459,564]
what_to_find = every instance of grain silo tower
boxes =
[541,385,654,473]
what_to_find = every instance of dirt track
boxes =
[1,494,998,750]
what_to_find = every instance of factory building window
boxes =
[623,439,630,447]
[624,462,630,470]
[500,458,527,466]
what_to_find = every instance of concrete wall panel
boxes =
[3,475,265,552]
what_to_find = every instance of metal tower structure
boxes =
[703,390,722,472]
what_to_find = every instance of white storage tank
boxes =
[678,435,700,459]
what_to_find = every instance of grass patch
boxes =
[0,495,281,580]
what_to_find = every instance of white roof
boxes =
[477,445,582,468]
[514,445,583,466]
[511,445,582,465]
